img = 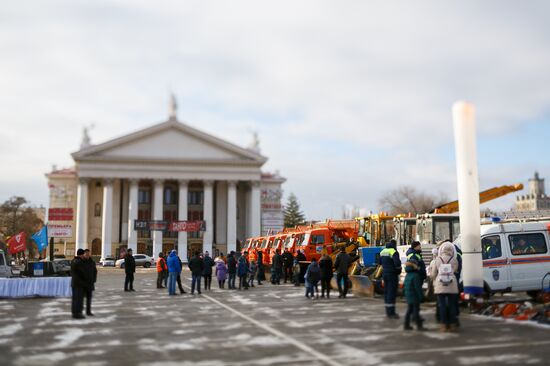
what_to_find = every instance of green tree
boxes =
[284,193,305,228]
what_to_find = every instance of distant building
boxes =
[515,172,550,211]
[46,99,285,260]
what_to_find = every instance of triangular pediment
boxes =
[72,120,266,164]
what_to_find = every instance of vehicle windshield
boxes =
[300,233,311,246]
[274,238,282,249]
[284,237,294,249]
[261,239,268,249]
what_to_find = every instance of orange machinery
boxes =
[295,219,359,261]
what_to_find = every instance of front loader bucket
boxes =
[330,274,375,297]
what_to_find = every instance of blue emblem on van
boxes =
[492,270,500,281]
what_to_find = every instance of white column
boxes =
[227,181,237,254]
[75,178,89,250]
[101,179,114,258]
[127,179,139,253]
[250,181,261,237]
[203,180,214,255]
[178,180,189,262]
[152,179,164,259]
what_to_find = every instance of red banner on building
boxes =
[169,221,206,232]
[48,208,74,221]
[7,232,27,254]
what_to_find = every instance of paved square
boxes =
[0,268,548,366]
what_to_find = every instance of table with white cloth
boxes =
[0,277,72,298]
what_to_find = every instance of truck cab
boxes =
[416,213,461,244]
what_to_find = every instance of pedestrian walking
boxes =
[82,249,97,316]
[271,249,283,285]
[70,249,87,319]
[403,251,426,331]
[227,251,237,289]
[203,251,215,291]
[216,259,228,288]
[429,242,459,332]
[256,250,265,285]
[319,249,333,299]
[248,260,257,287]
[296,250,307,284]
[304,258,321,299]
[176,254,186,294]
[188,251,204,295]
[379,240,401,318]
[237,252,249,290]
[156,252,167,289]
[334,248,352,298]
[282,248,293,283]
[124,248,136,292]
[166,250,181,296]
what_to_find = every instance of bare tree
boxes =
[378,186,448,215]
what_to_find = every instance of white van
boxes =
[0,249,13,278]
[480,220,550,296]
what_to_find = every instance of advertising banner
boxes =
[169,221,206,232]
[133,220,149,230]
[48,224,72,238]
[48,208,74,221]
[149,220,168,231]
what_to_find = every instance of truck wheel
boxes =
[144,262,151,268]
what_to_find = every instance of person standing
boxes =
[429,242,459,332]
[296,250,307,284]
[334,248,352,298]
[282,248,293,283]
[124,248,136,292]
[202,251,215,291]
[319,250,333,299]
[82,249,97,316]
[403,253,426,331]
[227,251,237,289]
[166,250,181,296]
[176,253,186,294]
[271,249,283,285]
[248,260,257,287]
[188,251,204,295]
[237,252,249,290]
[256,250,265,285]
[70,249,87,319]
[292,258,301,286]
[215,259,228,289]
[379,240,401,318]
[304,258,321,299]
[156,252,167,289]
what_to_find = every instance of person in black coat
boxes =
[82,249,97,316]
[296,250,307,284]
[176,254,186,294]
[319,251,333,298]
[227,251,237,289]
[70,249,87,319]
[124,248,136,292]
[188,251,204,294]
[256,250,265,285]
[334,249,352,298]
[202,251,215,291]
[271,250,283,285]
[282,248,294,283]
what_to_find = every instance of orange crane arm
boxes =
[432,183,524,214]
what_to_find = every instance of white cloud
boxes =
[0,1,549,218]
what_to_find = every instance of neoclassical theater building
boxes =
[46,101,285,261]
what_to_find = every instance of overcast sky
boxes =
[1,1,549,219]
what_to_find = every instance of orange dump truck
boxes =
[295,220,359,261]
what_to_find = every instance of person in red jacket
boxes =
[157,252,168,289]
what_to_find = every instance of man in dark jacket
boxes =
[334,249,352,298]
[227,251,237,289]
[71,249,87,319]
[176,254,186,294]
[319,251,333,298]
[124,248,136,292]
[406,241,426,281]
[188,251,204,294]
[379,240,402,318]
[82,249,97,316]
[256,250,265,285]
[271,250,283,285]
[202,251,215,291]
[296,250,307,284]
[282,248,293,283]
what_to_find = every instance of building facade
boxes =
[515,172,550,211]
[46,108,285,261]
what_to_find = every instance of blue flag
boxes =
[32,226,48,252]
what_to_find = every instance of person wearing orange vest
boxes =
[157,252,168,289]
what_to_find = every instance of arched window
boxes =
[94,203,101,217]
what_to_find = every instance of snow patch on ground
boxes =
[141,361,226,366]
[228,295,258,306]
[0,323,23,336]
[422,331,460,341]
[15,352,67,365]
[247,335,289,346]
[287,320,325,328]
[55,314,116,325]
[458,354,541,365]
[50,328,86,348]
[335,343,381,365]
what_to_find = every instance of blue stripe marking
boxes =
[464,286,484,295]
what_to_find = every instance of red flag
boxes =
[7,232,27,254]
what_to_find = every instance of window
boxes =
[482,235,502,260]
[434,221,451,243]
[164,187,177,205]
[94,203,101,217]
[0,255,4,266]
[509,233,548,256]
[138,190,150,204]
[134,255,145,259]
[311,235,325,245]
[188,191,203,205]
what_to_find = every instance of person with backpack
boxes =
[319,249,333,299]
[215,258,228,289]
[429,241,459,332]
[304,258,321,299]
